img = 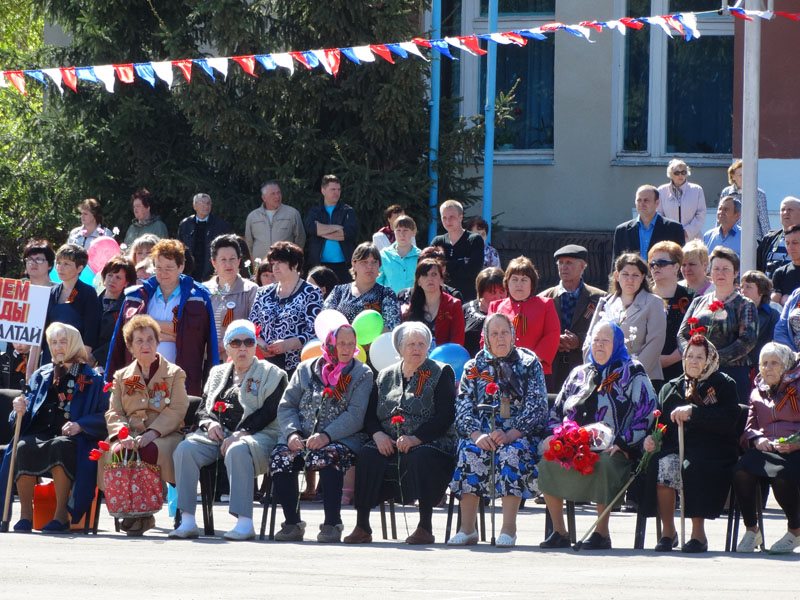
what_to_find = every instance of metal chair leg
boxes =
[445,493,456,541]
[259,476,272,541]
[389,500,397,539]
[478,500,486,542]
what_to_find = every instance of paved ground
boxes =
[1,496,797,599]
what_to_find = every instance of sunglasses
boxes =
[228,338,256,348]
[672,170,688,176]
[649,259,676,269]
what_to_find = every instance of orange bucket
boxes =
[32,481,56,530]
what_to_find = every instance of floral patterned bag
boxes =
[103,453,163,518]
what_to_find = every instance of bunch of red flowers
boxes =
[543,420,600,475]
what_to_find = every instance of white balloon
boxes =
[314,309,349,342]
[368,332,400,372]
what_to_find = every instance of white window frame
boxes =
[460,1,556,164]
[611,0,734,165]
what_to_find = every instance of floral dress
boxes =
[450,347,548,499]
[323,282,401,330]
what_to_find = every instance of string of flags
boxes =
[0,6,795,97]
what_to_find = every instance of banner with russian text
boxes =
[0,279,49,347]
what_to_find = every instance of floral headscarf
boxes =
[481,313,524,398]
[683,335,720,403]
[320,324,357,388]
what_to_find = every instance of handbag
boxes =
[102,451,164,518]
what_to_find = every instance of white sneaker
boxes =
[446,530,479,546]
[496,533,517,548]
[769,531,800,554]
[736,530,762,553]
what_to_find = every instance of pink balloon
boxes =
[88,236,122,273]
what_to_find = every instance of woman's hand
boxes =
[373,431,395,457]
[472,432,497,451]
[670,405,693,425]
[12,396,28,416]
[287,433,304,452]
[774,441,800,454]
[137,429,160,448]
[489,429,510,447]
[207,422,225,442]
[118,437,137,451]
[605,444,629,459]
[306,432,329,451]
[754,438,773,452]
[643,435,656,453]
[220,433,242,457]
[61,421,82,437]
[396,435,421,454]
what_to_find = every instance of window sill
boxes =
[484,150,555,166]
[612,155,732,168]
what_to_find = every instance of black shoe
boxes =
[681,538,708,553]
[539,530,571,549]
[582,531,612,550]
[654,534,678,552]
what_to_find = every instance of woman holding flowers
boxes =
[643,334,740,553]
[733,342,800,554]
[344,322,456,545]
[0,323,108,533]
[539,320,657,550]
[269,324,372,543]
[447,313,549,548]
[170,320,287,541]
[102,314,189,536]
[678,246,757,407]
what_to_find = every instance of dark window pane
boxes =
[480,38,555,150]
[442,0,462,101]
[670,0,721,12]
[622,0,651,152]
[479,0,555,15]
[666,35,733,154]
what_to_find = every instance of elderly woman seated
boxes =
[538,320,657,550]
[733,342,800,554]
[270,324,373,543]
[103,315,189,536]
[0,323,108,533]
[643,335,740,553]
[343,322,456,545]
[169,320,287,540]
[447,313,549,547]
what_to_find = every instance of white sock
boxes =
[232,516,254,533]
[177,513,196,530]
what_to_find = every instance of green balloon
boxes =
[352,309,384,345]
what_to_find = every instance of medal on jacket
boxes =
[247,378,258,395]
[500,395,511,419]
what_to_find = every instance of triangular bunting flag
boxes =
[302,51,320,68]
[675,13,701,40]
[775,11,800,21]
[398,41,428,61]
[430,40,456,59]
[114,64,135,84]
[255,55,276,71]
[133,63,157,87]
[232,55,257,77]
[340,48,360,65]
[518,29,547,40]
[172,59,193,83]
[412,37,432,48]
[729,7,753,21]
[370,44,394,63]
[271,53,294,74]
[386,43,409,59]
[579,21,605,32]
[619,17,645,30]
[60,67,77,92]
[289,51,312,70]
[311,49,333,75]
[193,59,215,82]
[6,70,25,94]
[642,16,674,37]
[42,68,64,94]
[94,65,116,93]
[458,35,487,56]
[24,70,46,85]
[352,46,376,63]
[75,66,98,83]
[323,48,341,76]
[151,61,174,87]
[206,57,229,79]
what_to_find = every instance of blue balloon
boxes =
[49,267,61,284]
[429,343,471,378]
[79,265,95,285]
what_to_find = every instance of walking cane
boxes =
[678,421,686,547]
[1,388,29,533]
[477,403,497,546]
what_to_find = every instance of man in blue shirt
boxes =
[612,185,685,261]
[703,196,741,256]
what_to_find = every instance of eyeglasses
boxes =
[649,259,676,269]
[25,257,48,265]
[228,338,256,348]
[672,170,688,176]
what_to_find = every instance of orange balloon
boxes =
[301,340,323,362]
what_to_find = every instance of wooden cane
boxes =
[678,421,686,547]
[1,408,24,532]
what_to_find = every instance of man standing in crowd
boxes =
[539,245,604,392]
[304,174,358,283]
[612,184,685,260]
[757,196,800,279]
[771,224,800,306]
[177,193,232,281]
[431,199,484,302]
[245,181,306,263]
[703,196,741,256]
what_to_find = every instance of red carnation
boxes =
[486,382,500,396]
[391,415,405,425]
[709,300,725,312]
[323,387,334,398]
[686,317,700,326]
[653,409,662,419]
[98,441,110,452]
[213,401,227,413]
[689,326,707,337]
[88,449,103,461]
[118,426,129,441]
[103,381,113,393]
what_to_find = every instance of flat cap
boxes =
[553,244,588,261]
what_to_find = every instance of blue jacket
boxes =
[0,363,108,522]
[377,243,420,294]
[104,274,219,396]
[775,288,800,351]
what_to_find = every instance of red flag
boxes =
[324,48,341,77]
[775,11,800,21]
[619,17,645,29]
[60,67,77,92]
[729,8,753,21]
[289,51,312,69]
[114,64,135,84]
[664,15,684,35]
[412,37,432,48]
[232,55,257,77]
[370,44,395,64]
[172,59,193,82]
[579,21,604,32]
[500,32,527,46]
[458,35,487,56]
[6,71,25,95]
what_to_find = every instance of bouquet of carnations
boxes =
[543,420,613,475]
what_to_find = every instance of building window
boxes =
[461,1,556,155]
[618,0,733,158]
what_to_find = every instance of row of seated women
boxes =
[2,314,799,554]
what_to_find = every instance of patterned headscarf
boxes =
[482,313,516,361]
[587,320,630,369]
[320,324,357,388]
[683,335,720,403]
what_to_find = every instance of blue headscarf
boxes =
[587,320,630,369]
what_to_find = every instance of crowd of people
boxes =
[2,162,800,556]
